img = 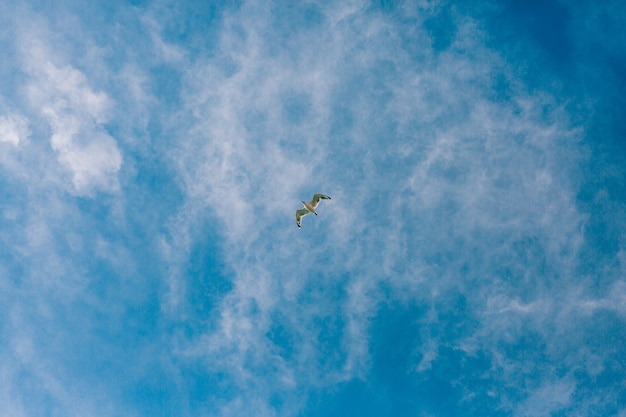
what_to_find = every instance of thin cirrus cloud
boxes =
[165,1,595,416]
[0,1,625,417]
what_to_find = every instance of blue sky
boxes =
[1,0,625,416]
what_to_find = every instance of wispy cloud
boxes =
[159,1,594,414]
[1,1,624,416]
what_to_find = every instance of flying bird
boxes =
[296,193,331,228]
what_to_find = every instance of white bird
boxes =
[296,193,331,228]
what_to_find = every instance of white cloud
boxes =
[514,378,575,417]
[0,113,29,146]
[21,37,122,195]
[45,109,122,194]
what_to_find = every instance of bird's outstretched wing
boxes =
[309,193,332,208]
[295,208,309,228]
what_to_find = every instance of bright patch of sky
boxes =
[1,1,625,416]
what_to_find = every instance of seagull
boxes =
[295,193,331,228]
